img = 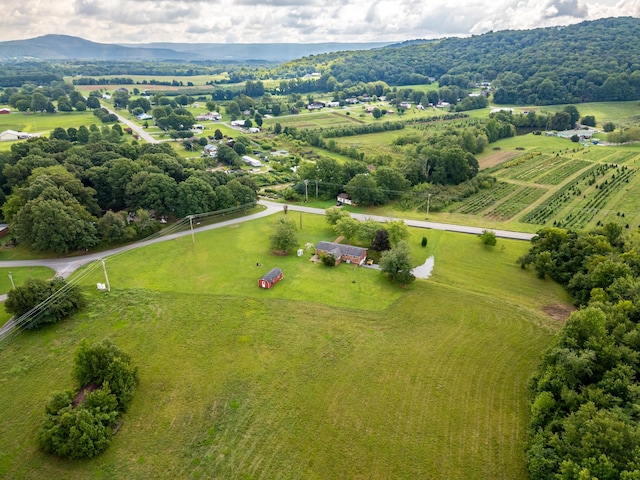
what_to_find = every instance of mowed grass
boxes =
[0,267,56,295]
[0,111,99,134]
[0,211,567,479]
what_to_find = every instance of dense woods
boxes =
[520,227,640,479]
[275,17,640,105]
[0,134,258,253]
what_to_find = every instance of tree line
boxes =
[519,225,640,479]
[0,133,258,253]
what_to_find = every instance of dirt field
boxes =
[479,150,522,169]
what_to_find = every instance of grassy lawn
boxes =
[0,111,99,134]
[0,211,568,479]
[0,267,56,295]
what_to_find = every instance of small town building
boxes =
[0,130,32,141]
[196,112,221,121]
[242,156,262,167]
[137,113,153,120]
[336,193,353,205]
[316,242,368,266]
[258,267,283,289]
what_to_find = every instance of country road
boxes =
[105,107,159,144]
[0,200,537,340]
[0,200,535,280]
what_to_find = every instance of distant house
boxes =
[345,97,359,104]
[258,268,283,289]
[307,103,324,110]
[0,108,10,114]
[316,241,368,266]
[196,112,221,121]
[416,104,425,110]
[204,144,218,157]
[0,130,31,141]
[399,101,412,109]
[242,155,262,167]
[325,101,340,107]
[337,193,353,205]
[137,113,153,121]
[231,120,246,127]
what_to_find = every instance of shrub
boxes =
[421,236,428,247]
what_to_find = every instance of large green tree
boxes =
[270,216,298,254]
[379,240,415,285]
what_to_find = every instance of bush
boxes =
[320,252,336,266]
[421,236,428,247]
[5,277,86,329]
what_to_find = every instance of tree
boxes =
[214,129,223,140]
[125,171,177,215]
[73,339,139,411]
[379,241,415,284]
[358,219,380,245]
[270,216,298,254]
[603,122,616,132]
[12,196,99,253]
[371,229,391,251]
[325,206,350,225]
[479,229,497,247]
[97,210,128,245]
[344,173,384,206]
[563,105,580,127]
[5,277,86,329]
[175,176,216,218]
[386,220,410,246]
[334,216,360,242]
[581,115,596,127]
[372,107,382,119]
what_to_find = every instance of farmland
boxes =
[0,212,569,479]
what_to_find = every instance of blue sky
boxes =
[2,0,638,44]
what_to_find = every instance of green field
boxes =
[0,111,98,134]
[0,212,569,479]
[0,267,55,295]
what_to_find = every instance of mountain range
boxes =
[0,35,392,62]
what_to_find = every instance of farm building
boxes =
[0,108,10,114]
[0,130,32,142]
[258,268,283,289]
[242,156,262,167]
[316,241,368,266]
[336,193,353,205]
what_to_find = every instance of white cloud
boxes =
[0,0,638,44]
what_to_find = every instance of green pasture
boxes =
[0,111,98,134]
[0,267,55,296]
[67,74,229,87]
[0,211,567,479]
[536,101,640,127]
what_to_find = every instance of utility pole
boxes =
[300,211,303,229]
[8,271,14,289]
[315,179,319,199]
[426,193,432,219]
[304,179,309,202]
[101,259,111,292]
[189,215,195,245]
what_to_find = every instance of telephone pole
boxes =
[189,215,196,245]
[101,259,111,292]
[304,179,309,202]
[8,271,14,289]
[426,193,432,219]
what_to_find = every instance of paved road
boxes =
[105,107,159,144]
[0,200,536,340]
[259,200,536,240]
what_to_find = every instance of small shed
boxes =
[258,267,283,289]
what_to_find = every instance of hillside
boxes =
[0,35,391,62]
[276,17,640,105]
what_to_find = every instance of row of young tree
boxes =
[519,225,640,479]
[0,133,258,253]
[1,84,102,113]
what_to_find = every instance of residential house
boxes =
[337,193,353,205]
[258,268,283,289]
[137,113,153,121]
[345,97,359,104]
[316,241,368,266]
[325,101,340,107]
[242,156,262,167]
[0,130,32,141]
[196,112,221,121]
[399,101,412,109]
[231,120,247,127]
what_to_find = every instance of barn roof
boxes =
[261,267,283,282]
[316,241,367,257]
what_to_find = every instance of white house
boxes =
[242,156,262,167]
[196,112,221,121]
[337,193,353,205]
[325,101,340,107]
[0,130,32,141]
[231,120,247,127]
[137,113,153,121]
[399,101,412,109]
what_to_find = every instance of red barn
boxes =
[0,108,10,114]
[258,267,283,289]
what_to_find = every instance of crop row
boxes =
[520,163,614,225]
[485,186,548,220]
[605,150,639,164]
[455,183,519,215]
[499,155,569,182]
[535,159,592,185]
[560,167,636,229]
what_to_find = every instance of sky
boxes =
[3,0,640,44]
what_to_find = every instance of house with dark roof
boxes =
[258,267,283,289]
[316,241,367,266]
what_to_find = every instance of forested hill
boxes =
[275,17,640,105]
